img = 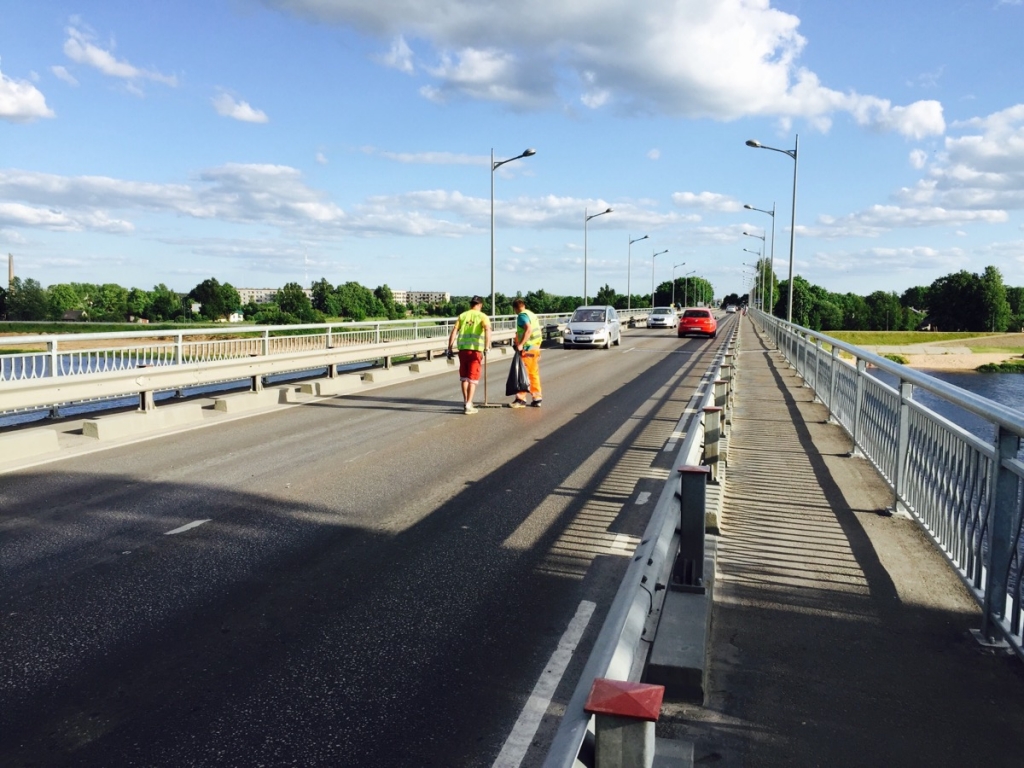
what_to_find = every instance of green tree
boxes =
[90,283,130,322]
[47,283,84,320]
[594,284,620,306]
[189,278,240,321]
[7,277,48,320]
[335,281,378,321]
[126,287,152,321]
[311,278,340,317]
[148,284,181,321]
[928,270,981,331]
[979,265,1011,332]
[0,285,6,318]
[277,282,318,321]
[900,285,930,312]
[1006,286,1024,331]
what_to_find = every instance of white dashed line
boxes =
[635,491,651,505]
[491,600,597,768]
[164,519,212,535]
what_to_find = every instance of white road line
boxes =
[491,600,597,768]
[635,491,651,505]
[664,442,677,452]
[164,519,212,536]
[610,533,632,551]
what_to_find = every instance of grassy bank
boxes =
[825,331,1000,346]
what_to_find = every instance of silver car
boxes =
[647,306,676,328]
[562,305,622,349]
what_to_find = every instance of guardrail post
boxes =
[827,346,839,420]
[975,427,1022,647]
[702,408,722,483]
[674,465,710,592]
[892,379,913,515]
[375,323,381,345]
[175,333,183,365]
[48,339,58,377]
[849,359,867,457]
[261,329,270,357]
[583,679,664,768]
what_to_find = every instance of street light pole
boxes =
[627,234,648,311]
[671,262,686,307]
[489,146,535,404]
[744,202,776,314]
[742,250,762,309]
[743,230,766,310]
[683,269,696,307]
[650,249,668,307]
[746,136,798,323]
[584,206,613,305]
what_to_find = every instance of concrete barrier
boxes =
[300,376,366,397]
[0,428,60,458]
[83,403,205,440]
[212,388,298,413]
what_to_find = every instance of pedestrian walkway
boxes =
[656,315,1024,767]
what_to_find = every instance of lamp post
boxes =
[682,269,696,307]
[491,147,536,317]
[671,262,686,308]
[627,234,648,311]
[744,202,776,314]
[742,250,762,310]
[650,249,668,306]
[743,229,765,310]
[584,207,613,305]
[489,146,535,405]
[746,136,798,323]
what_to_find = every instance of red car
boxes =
[678,308,717,338]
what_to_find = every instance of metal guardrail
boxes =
[542,319,738,768]
[0,310,653,419]
[750,309,1024,660]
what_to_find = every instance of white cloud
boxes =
[378,35,415,73]
[672,191,743,213]
[315,152,329,165]
[810,205,1007,238]
[364,147,487,165]
[0,202,133,233]
[812,245,966,274]
[0,65,55,122]
[51,65,79,86]
[909,149,928,169]
[261,0,944,136]
[63,24,177,88]
[647,149,661,161]
[212,92,269,123]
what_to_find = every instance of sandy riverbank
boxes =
[900,352,1018,371]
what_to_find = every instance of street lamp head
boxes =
[745,139,762,148]
[743,204,753,210]
[522,148,536,157]
[603,207,613,214]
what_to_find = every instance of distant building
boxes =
[391,290,450,306]
[238,287,314,305]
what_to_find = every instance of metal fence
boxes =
[752,309,1024,659]
[0,310,651,420]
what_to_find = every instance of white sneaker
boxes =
[464,404,478,414]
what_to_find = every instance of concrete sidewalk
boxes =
[656,316,1024,767]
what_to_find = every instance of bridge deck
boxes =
[657,315,1024,766]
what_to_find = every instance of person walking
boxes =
[447,296,492,414]
[510,298,542,408]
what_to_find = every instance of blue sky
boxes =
[2,0,1024,302]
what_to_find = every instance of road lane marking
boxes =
[635,491,651,505]
[491,600,597,768]
[164,519,212,535]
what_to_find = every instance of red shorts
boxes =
[458,350,483,383]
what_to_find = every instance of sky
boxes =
[2,0,1024,303]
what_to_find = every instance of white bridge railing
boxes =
[0,310,652,419]
[750,309,1024,661]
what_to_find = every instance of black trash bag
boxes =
[505,350,531,396]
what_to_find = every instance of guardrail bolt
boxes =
[583,678,665,768]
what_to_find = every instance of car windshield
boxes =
[683,310,710,318]
[652,308,672,315]
[571,309,607,323]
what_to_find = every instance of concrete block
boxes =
[212,388,291,413]
[654,737,695,768]
[300,376,365,397]
[645,589,710,702]
[361,368,411,384]
[83,404,205,440]
[409,358,453,375]
[0,428,60,459]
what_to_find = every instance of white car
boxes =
[725,305,738,314]
[647,306,677,328]
[562,305,622,349]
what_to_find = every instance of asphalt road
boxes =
[1,319,733,768]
